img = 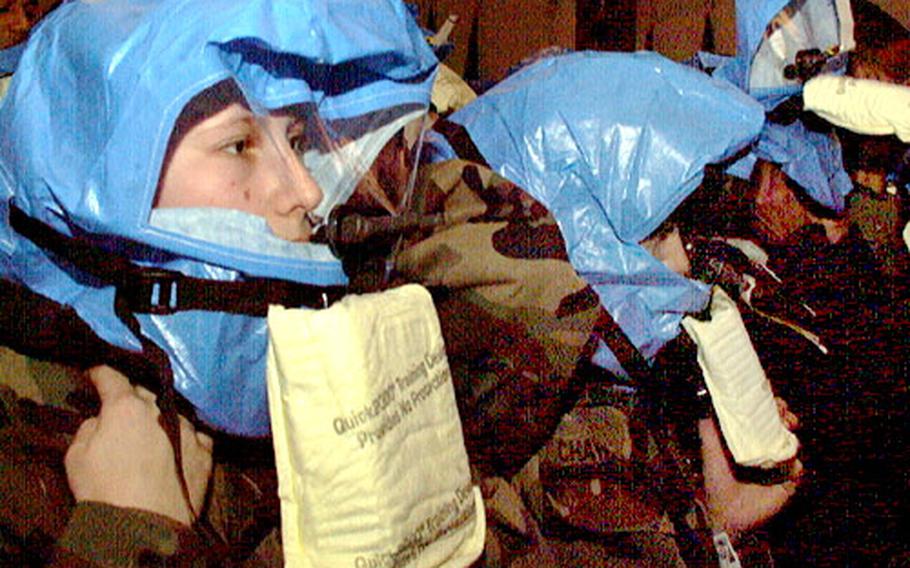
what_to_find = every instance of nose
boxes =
[261,126,323,241]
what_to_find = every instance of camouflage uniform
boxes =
[391,160,705,566]
[0,158,707,566]
[0,349,282,566]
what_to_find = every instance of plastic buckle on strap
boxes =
[124,269,181,315]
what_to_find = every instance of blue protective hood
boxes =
[0,0,437,436]
[712,0,792,108]
[713,0,853,110]
[449,51,765,376]
[712,0,855,211]
[732,119,853,211]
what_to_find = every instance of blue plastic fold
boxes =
[450,51,765,376]
[728,119,853,211]
[0,0,437,436]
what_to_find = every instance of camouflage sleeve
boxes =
[394,159,603,478]
[53,502,207,567]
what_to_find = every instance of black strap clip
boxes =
[120,268,183,315]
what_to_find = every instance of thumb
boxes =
[88,365,133,404]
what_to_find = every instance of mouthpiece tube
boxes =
[323,208,447,248]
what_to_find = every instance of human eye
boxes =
[221,138,248,155]
[217,118,257,156]
[287,121,308,154]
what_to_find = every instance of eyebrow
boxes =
[189,105,257,139]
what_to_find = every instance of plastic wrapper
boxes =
[682,287,799,468]
[267,285,484,567]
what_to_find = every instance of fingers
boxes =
[785,458,804,487]
[195,430,214,452]
[134,385,157,404]
[776,397,800,430]
[178,415,214,453]
[88,365,134,404]
[775,397,787,416]
[68,366,216,524]
[72,416,99,439]
[178,416,214,516]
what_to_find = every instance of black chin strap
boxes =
[8,204,347,317]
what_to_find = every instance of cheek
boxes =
[643,230,691,277]
[754,188,805,242]
[158,157,252,210]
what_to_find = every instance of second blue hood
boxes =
[711,0,855,211]
[450,51,765,376]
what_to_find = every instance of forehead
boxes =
[171,81,247,135]
[171,80,311,139]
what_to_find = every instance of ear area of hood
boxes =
[446,50,762,376]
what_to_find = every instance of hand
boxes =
[776,396,799,431]
[65,366,214,525]
[700,416,802,535]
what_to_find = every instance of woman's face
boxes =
[155,101,323,242]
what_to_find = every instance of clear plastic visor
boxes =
[750,0,854,93]
[149,79,427,262]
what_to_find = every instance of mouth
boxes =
[269,213,322,243]
[291,216,317,243]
